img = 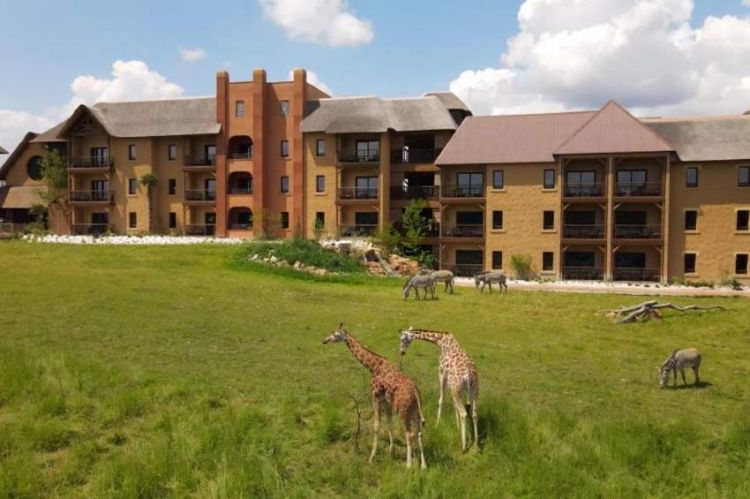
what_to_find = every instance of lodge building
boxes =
[1,68,748,284]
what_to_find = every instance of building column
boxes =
[605,156,614,280]
[661,155,671,283]
[291,68,306,237]
[215,71,229,237]
[252,69,266,235]
[379,132,391,232]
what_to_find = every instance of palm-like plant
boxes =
[140,174,158,233]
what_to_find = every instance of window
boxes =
[90,147,109,167]
[128,212,137,229]
[566,171,597,195]
[493,170,504,189]
[543,210,555,230]
[280,100,289,117]
[316,139,326,156]
[280,140,289,158]
[169,212,177,229]
[280,212,289,229]
[235,100,245,117]
[26,156,43,181]
[355,176,378,199]
[205,145,216,163]
[684,253,697,274]
[455,172,484,197]
[280,176,289,193]
[739,166,750,187]
[168,144,177,161]
[542,252,554,271]
[128,178,137,195]
[543,169,556,189]
[128,144,137,161]
[492,251,503,270]
[492,210,503,230]
[316,175,325,193]
[315,212,325,229]
[736,254,749,275]
[686,167,699,188]
[355,140,379,161]
[684,210,697,231]
[737,210,750,231]
[168,178,176,195]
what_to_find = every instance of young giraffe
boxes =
[323,323,427,469]
[399,327,479,451]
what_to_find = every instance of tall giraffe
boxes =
[323,324,427,469]
[399,327,479,451]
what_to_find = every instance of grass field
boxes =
[1,241,749,498]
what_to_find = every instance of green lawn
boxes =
[1,242,749,498]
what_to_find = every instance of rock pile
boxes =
[248,253,336,277]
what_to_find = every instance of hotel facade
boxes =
[1,68,748,284]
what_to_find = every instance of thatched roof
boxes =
[0,185,45,209]
[643,115,750,162]
[0,146,7,154]
[0,132,38,180]
[424,92,471,113]
[301,94,461,134]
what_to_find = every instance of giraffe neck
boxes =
[345,334,390,375]
[411,330,451,350]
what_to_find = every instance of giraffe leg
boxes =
[369,398,381,463]
[436,371,447,424]
[385,405,394,455]
[405,431,413,469]
[452,392,468,452]
[417,427,427,470]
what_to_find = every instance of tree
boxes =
[401,199,430,256]
[38,149,68,205]
[140,173,158,233]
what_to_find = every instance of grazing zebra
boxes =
[430,270,455,294]
[403,274,436,301]
[473,271,508,294]
[660,348,702,388]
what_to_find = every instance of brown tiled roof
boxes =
[554,101,673,156]
[436,111,595,165]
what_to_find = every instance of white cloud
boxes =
[289,69,333,95]
[179,47,207,62]
[258,0,373,46]
[744,0,750,6]
[1,61,183,156]
[450,0,750,117]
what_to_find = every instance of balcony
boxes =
[185,224,216,236]
[441,185,485,199]
[562,225,605,239]
[390,185,440,201]
[441,263,484,278]
[615,182,662,197]
[337,187,379,201]
[614,224,662,240]
[613,267,660,282]
[442,224,484,238]
[0,222,28,235]
[69,156,114,171]
[562,266,604,280]
[390,148,442,165]
[185,190,216,203]
[563,183,604,198]
[229,152,253,160]
[228,222,253,231]
[71,223,111,235]
[183,157,216,170]
[339,224,378,237]
[228,186,253,195]
[337,152,380,165]
[69,190,114,204]
[394,222,440,238]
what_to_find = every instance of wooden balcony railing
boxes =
[563,183,604,197]
[185,224,216,236]
[563,224,605,239]
[338,152,380,163]
[562,266,604,280]
[615,182,662,197]
[185,190,216,202]
[338,187,379,200]
[390,148,442,164]
[441,185,485,199]
[71,223,111,235]
[69,190,113,203]
[70,156,114,168]
[613,267,660,282]
[441,263,484,278]
[442,224,484,238]
[339,224,378,237]
[614,224,662,239]
[390,185,440,200]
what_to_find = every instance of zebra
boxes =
[660,348,702,388]
[430,270,455,294]
[403,274,436,301]
[473,271,508,294]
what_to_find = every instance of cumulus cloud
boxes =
[290,69,333,95]
[258,0,373,46]
[0,61,183,156]
[179,47,207,62]
[450,0,750,117]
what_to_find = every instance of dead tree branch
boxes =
[604,301,728,324]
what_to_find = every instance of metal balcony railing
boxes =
[441,185,485,198]
[613,267,660,282]
[614,224,662,239]
[69,190,113,203]
[390,185,440,200]
[338,152,380,163]
[185,190,216,202]
[185,224,216,236]
[228,222,253,230]
[71,223,111,235]
[615,182,662,197]
[562,266,604,280]
[0,222,28,234]
[563,224,605,239]
[563,183,603,197]
[390,148,442,164]
[339,224,378,237]
[229,151,253,160]
[70,156,114,168]
[442,224,484,238]
[441,263,484,278]
[338,187,379,200]
[228,186,253,195]
[184,157,216,167]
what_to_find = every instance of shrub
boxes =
[510,254,534,280]
[240,239,365,274]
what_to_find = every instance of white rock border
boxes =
[22,234,246,245]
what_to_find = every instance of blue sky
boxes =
[1,0,750,152]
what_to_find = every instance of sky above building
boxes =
[1,0,750,154]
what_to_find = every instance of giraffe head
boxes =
[322,323,348,345]
[399,327,416,356]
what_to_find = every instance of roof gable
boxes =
[555,101,673,156]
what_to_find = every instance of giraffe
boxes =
[399,327,479,452]
[323,323,427,469]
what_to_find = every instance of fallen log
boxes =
[604,301,728,324]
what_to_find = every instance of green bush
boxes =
[510,254,534,280]
[238,239,365,274]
